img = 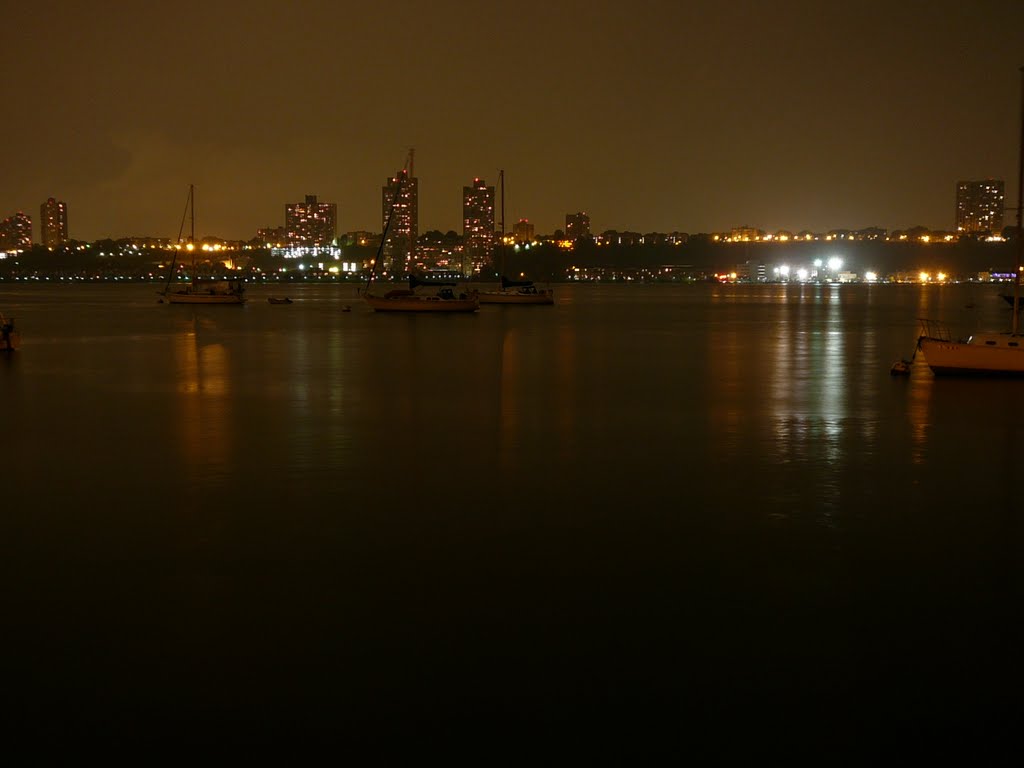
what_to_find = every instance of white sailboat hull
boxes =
[166,291,246,305]
[918,334,1024,376]
[478,289,554,305]
[165,282,246,305]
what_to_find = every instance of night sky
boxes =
[3,0,1023,241]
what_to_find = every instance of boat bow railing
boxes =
[918,318,953,342]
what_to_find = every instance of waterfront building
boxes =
[40,197,68,248]
[599,230,642,246]
[285,195,337,247]
[0,211,32,251]
[255,226,287,247]
[513,218,535,243]
[416,230,462,272]
[956,179,1004,234]
[735,260,767,282]
[342,231,381,249]
[382,169,418,274]
[566,212,591,238]
[729,226,765,242]
[462,177,494,275]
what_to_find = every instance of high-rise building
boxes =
[284,194,337,246]
[0,211,32,251]
[382,169,419,274]
[463,177,495,275]
[566,211,591,239]
[40,197,68,248]
[956,180,1005,234]
[513,218,535,243]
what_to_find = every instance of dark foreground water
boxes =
[2,282,1022,755]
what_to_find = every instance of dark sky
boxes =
[3,0,1023,241]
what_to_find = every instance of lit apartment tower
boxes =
[381,168,419,274]
[513,218,535,243]
[284,194,337,246]
[462,177,495,274]
[956,180,1005,234]
[40,197,68,248]
[566,211,591,238]
[0,211,32,251]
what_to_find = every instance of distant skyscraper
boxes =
[40,197,68,248]
[513,218,535,243]
[463,177,495,275]
[0,211,32,251]
[956,180,1004,234]
[285,194,337,246]
[566,212,591,238]
[382,169,419,274]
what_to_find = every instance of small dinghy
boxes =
[890,358,912,376]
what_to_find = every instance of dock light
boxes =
[827,257,843,272]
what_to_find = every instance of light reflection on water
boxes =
[499,325,521,477]
[706,283,877,524]
[171,317,231,484]
[4,282,1024,742]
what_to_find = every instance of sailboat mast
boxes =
[1014,66,1023,335]
[366,155,410,293]
[407,148,415,270]
[190,183,196,284]
[499,169,505,279]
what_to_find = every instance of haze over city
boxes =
[3,0,1023,241]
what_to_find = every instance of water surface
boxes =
[2,282,1021,752]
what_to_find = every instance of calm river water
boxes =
[1,282,1021,754]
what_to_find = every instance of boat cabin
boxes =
[966,332,1024,349]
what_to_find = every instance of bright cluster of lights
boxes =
[271,245,342,260]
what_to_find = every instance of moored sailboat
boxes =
[162,185,246,305]
[364,153,479,313]
[364,275,479,313]
[478,170,554,306]
[916,67,1024,376]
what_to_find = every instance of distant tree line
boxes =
[2,234,1020,281]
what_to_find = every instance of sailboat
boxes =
[162,185,246,305]
[364,154,479,313]
[916,67,1024,375]
[478,170,554,305]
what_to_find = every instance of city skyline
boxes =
[4,178,1016,250]
[3,1,1023,241]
